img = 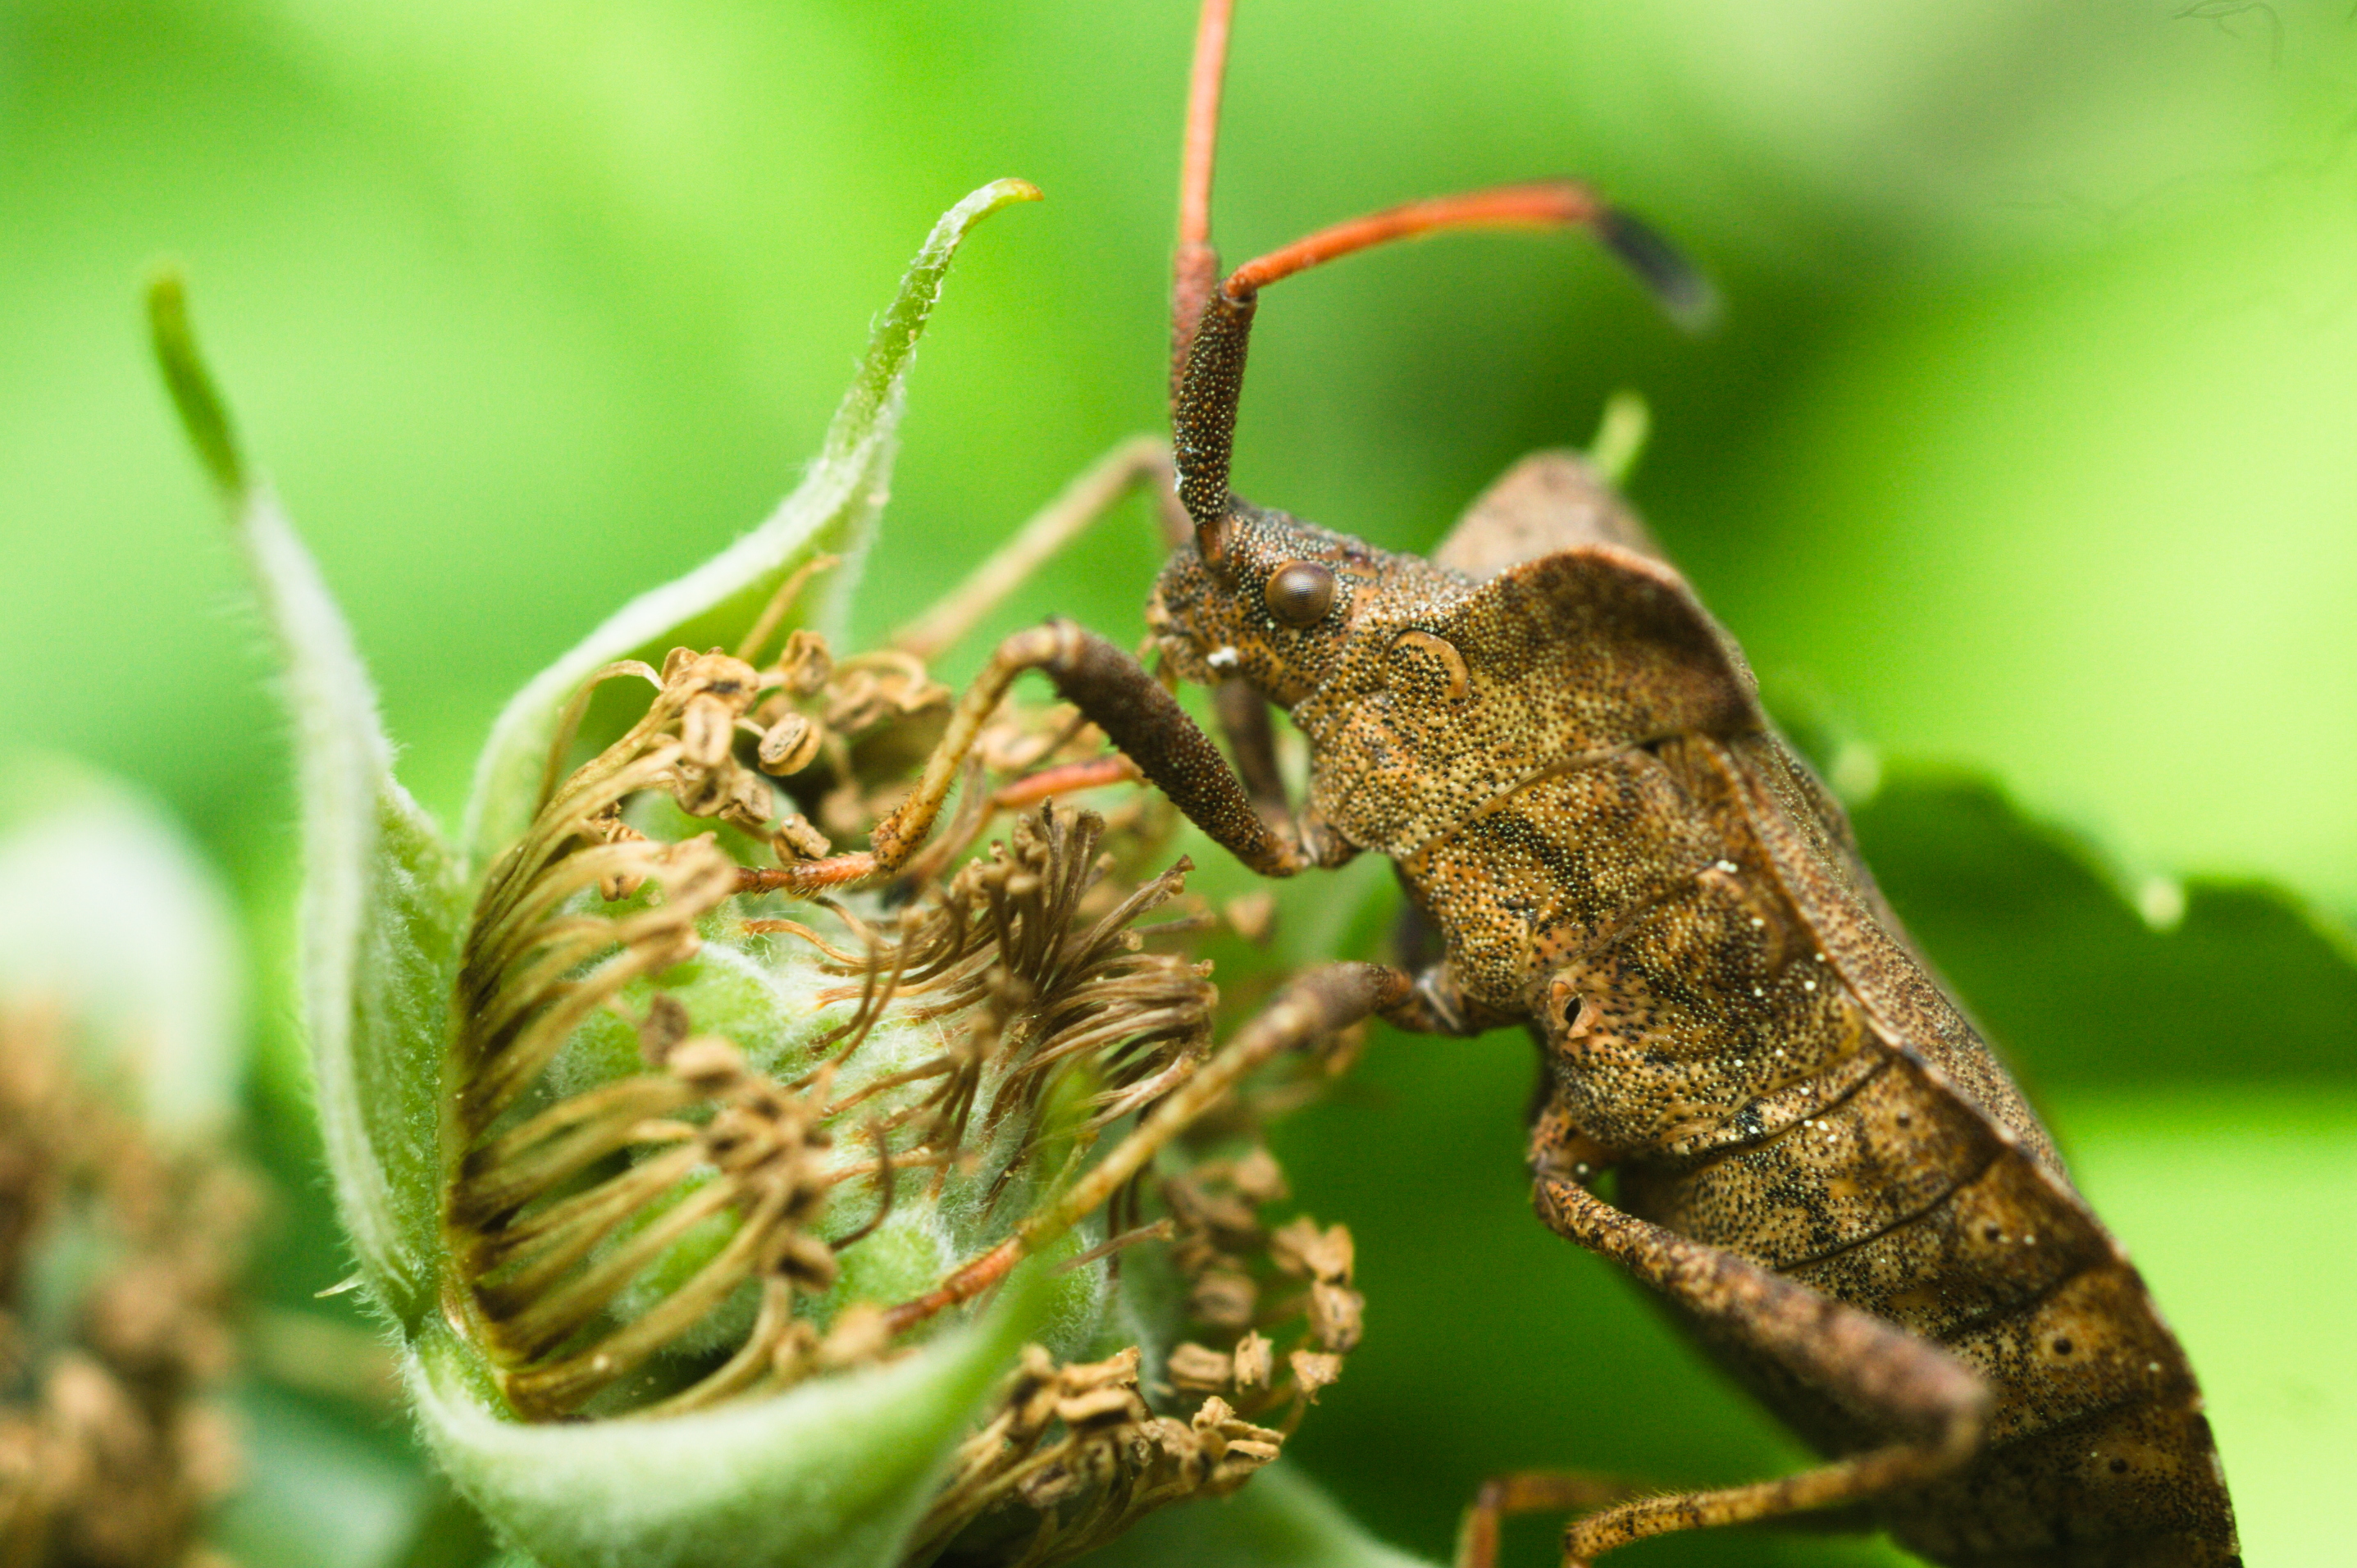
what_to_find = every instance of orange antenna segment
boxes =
[1224,180,1602,295]
[1176,0,1233,262]
[1169,178,1713,551]
[1220,178,1715,330]
[1171,0,1238,396]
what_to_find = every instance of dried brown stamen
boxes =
[909,1143,1360,1566]
[771,805,1214,1180]
[0,1005,255,1566]
[446,643,1222,1424]
[441,563,1363,1565]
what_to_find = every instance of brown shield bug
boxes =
[745,2,2243,1562]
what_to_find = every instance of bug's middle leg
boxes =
[878,958,1415,1333]
[1519,1174,1990,1566]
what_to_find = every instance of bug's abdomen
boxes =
[1409,739,2237,1563]
[1620,1059,2236,1565]
[1561,851,2237,1559]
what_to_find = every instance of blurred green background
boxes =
[3,0,2353,1563]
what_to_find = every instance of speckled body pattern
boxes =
[1145,454,2239,1566]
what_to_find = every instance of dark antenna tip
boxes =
[1595,207,1721,335]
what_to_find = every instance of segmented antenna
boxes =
[1170,0,1235,401]
[1165,3,1716,570]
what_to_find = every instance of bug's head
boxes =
[1146,504,1430,707]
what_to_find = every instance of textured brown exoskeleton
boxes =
[747,3,2241,1563]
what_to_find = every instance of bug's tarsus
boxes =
[1453,1472,1634,1568]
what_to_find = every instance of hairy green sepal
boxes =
[151,184,1078,1566]
[458,178,1041,874]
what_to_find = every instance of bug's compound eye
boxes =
[1264,560,1337,627]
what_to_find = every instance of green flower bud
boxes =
[151,182,1432,1568]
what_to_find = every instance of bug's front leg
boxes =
[743,619,1335,895]
[1486,1174,1990,1568]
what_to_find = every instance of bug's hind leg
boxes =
[1454,1473,1638,1568]
[1525,1174,1990,1566]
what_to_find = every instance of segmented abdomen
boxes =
[1621,1055,2234,1567]
[1398,730,2238,1567]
